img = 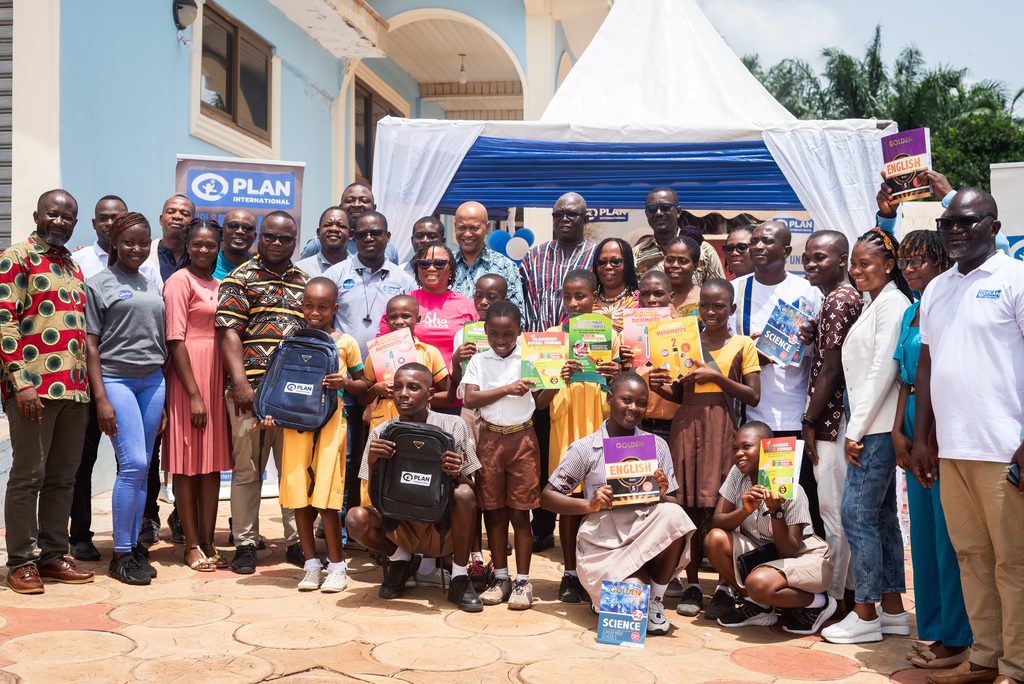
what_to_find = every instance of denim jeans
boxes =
[840,431,906,604]
[105,369,166,553]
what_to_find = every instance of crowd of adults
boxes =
[1,171,1021,684]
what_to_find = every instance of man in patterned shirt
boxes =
[451,201,524,312]
[217,210,308,574]
[1,189,95,593]
[800,230,863,605]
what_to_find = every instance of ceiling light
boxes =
[458,54,467,86]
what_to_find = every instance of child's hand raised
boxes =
[371,380,393,400]
[560,359,583,382]
[619,345,635,366]
[597,360,621,379]
[648,368,673,388]
[452,342,478,366]
[686,359,721,385]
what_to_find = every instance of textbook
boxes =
[603,434,660,507]
[367,326,416,384]
[520,331,567,389]
[596,580,650,648]
[757,436,804,500]
[648,316,702,379]
[756,299,811,367]
[569,313,614,374]
[622,307,672,369]
[460,321,489,374]
[881,127,933,203]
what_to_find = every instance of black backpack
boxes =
[255,328,340,432]
[371,421,456,545]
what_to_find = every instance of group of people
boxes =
[2,172,1022,684]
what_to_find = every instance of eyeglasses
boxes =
[415,259,450,271]
[225,221,255,232]
[352,229,386,241]
[722,243,749,254]
[596,258,624,267]
[645,203,676,214]
[935,215,994,232]
[552,210,584,221]
[261,232,295,245]
[897,256,931,270]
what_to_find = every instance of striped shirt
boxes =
[718,465,812,542]
[519,240,596,332]
[215,256,308,391]
[359,410,481,481]
[549,422,677,500]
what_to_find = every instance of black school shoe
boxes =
[132,544,157,578]
[168,509,185,545]
[380,559,412,599]
[676,585,703,617]
[72,540,101,562]
[230,545,258,575]
[285,543,306,568]
[137,517,160,546]
[782,596,837,635]
[532,534,554,553]
[705,588,736,621]
[717,599,777,628]
[108,553,151,586]
[447,575,483,613]
[558,574,587,603]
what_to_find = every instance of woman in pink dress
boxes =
[163,220,231,571]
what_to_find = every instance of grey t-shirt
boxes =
[85,266,167,377]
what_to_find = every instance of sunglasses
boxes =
[353,229,386,241]
[596,258,624,267]
[645,203,676,214]
[261,232,294,245]
[552,210,584,221]
[722,243,749,254]
[935,215,994,232]
[897,256,931,270]
[225,221,255,232]
[415,259,450,271]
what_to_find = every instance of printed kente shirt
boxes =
[0,232,89,403]
[215,256,308,391]
[807,283,863,441]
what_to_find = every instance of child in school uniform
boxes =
[705,421,835,635]
[650,278,761,619]
[260,278,369,593]
[546,268,624,604]
[461,301,557,610]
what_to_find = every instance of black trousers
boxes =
[69,401,102,544]
[143,434,162,521]
[772,429,826,539]
[530,407,556,539]
[343,406,366,516]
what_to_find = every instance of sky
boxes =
[696,0,1022,112]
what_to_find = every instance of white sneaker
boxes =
[647,596,670,635]
[321,563,349,593]
[881,610,911,636]
[414,567,450,588]
[821,610,883,644]
[297,565,323,591]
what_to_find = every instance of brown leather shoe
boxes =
[37,556,95,584]
[927,661,999,684]
[7,563,44,594]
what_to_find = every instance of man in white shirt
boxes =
[912,188,1024,684]
[73,195,162,286]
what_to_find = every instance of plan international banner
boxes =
[175,154,306,232]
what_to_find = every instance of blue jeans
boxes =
[840,431,906,604]
[105,370,166,553]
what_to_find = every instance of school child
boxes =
[650,278,761,618]
[260,278,369,593]
[547,268,624,603]
[705,421,836,635]
[461,301,558,610]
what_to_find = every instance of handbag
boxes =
[737,541,780,583]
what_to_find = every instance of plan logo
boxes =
[284,382,314,395]
[191,172,230,202]
[186,169,296,208]
[400,471,432,487]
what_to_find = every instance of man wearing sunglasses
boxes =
[213,208,258,280]
[910,189,1024,684]
[452,201,524,312]
[634,187,724,285]
[217,210,308,574]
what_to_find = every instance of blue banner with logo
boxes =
[175,154,305,231]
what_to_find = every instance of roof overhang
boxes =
[266,0,388,60]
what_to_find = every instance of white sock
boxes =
[471,551,484,563]
[452,563,468,578]
[303,558,321,572]
[388,547,412,562]
[808,593,827,609]
[327,561,346,573]
[564,570,578,578]
[417,557,437,574]
[650,581,668,600]
[515,574,529,583]
[715,584,734,596]
[494,567,510,580]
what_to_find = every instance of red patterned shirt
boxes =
[808,283,863,441]
[0,232,89,403]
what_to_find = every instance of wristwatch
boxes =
[801,414,815,427]
[771,509,785,520]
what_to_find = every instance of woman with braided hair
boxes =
[84,212,167,586]
[822,228,912,644]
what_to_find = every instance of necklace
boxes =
[598,288,631,304]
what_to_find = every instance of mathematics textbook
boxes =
[569,313,614,374]
[460,321,489,374]
[367,326,416,384]
[603,434,660,507]
[596,580,650,648]
[622,307,672,369]
[648,316,702,379]
[757,436,803,500]
[520,331,567,389]
[756,299,810,367]
[881,127,932,203]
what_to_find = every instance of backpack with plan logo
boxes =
[371,421,455,544]
[255,328,340,432]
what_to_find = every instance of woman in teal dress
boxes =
[891,230,971,670]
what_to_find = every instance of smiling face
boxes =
[750,223,790,272]
[802,234,846,288]
[551,194,587,245]
[340,184,375,220]
[484,314,521,358]
[454,203,488,257]
[92,198,126,250]
[257,214,297,268]
[34,192,79,247]
[318,208,350,253]
[385,296,419,334]
[115,224,153,271]
[562,278,596,316]
[698,283,735,332]
[392,367,433,417]
[416,244,452,293]
[187,226,220,272]
[645,189,680,244]
[411,219,444,253]
[848,241,892,297]
[222,209,257,256]
[159,195,194,244]
[938,191,1000,268]
[724,228,753,277]
[638,273,672,308]
[352,214,389,263]
[607,377,649,432]
[900,253,944,294]
[663,242,695,287]
[595,240,626,292]
[733,426,762,476]
[302,282,339,331]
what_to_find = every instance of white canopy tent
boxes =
[373,0,895,261]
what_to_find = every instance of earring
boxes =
[886,269,892,274]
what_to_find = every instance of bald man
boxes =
[452,201,524,312]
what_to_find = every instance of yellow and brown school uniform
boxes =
[278,334,363,511]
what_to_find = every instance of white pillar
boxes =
[523,2,557,243]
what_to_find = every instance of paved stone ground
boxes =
[0,496,932,684]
